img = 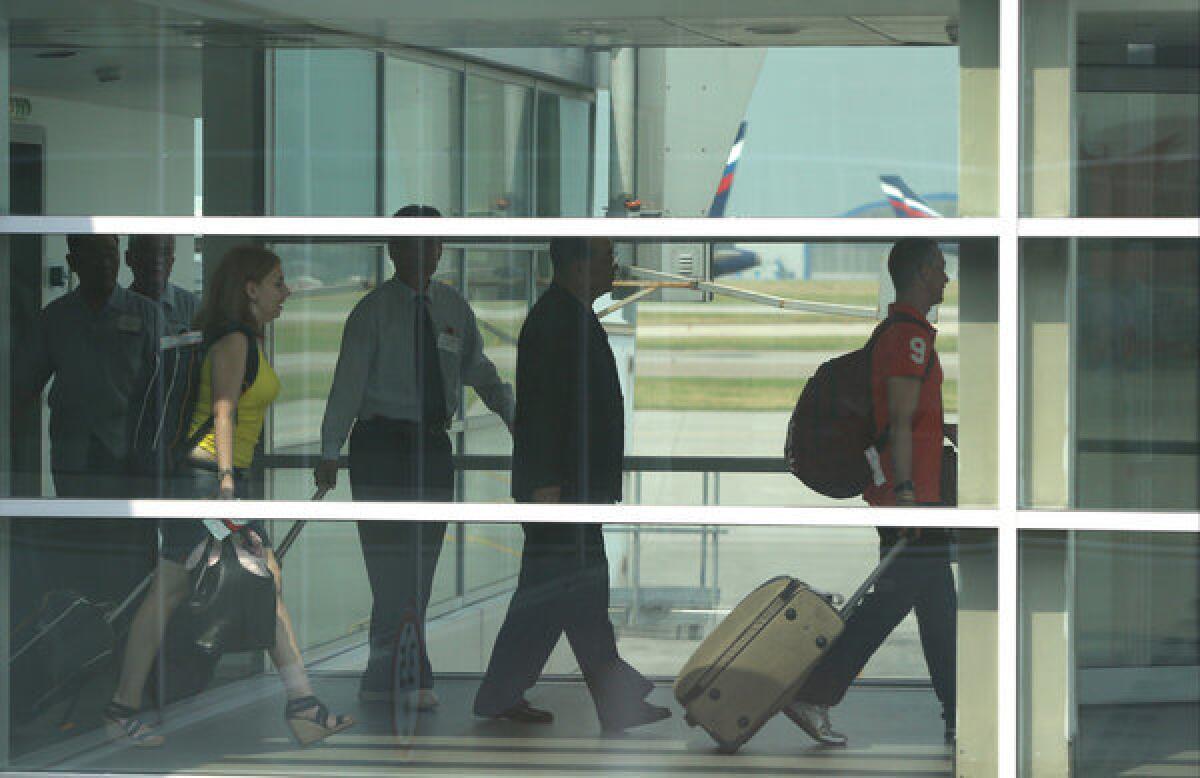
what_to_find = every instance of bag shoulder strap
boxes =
[186,326,260,449]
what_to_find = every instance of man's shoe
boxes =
[782,702,848,747]
[601,701,672,733]
[481,700,555,724]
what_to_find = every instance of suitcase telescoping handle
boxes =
[274,487,326,560]
[839,536,909,623]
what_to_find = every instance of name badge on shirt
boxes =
[438,331,462,354]
[116,314,144,335]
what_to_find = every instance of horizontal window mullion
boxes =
[0,498,1003,528]
[1019,217,1200,239]
[0,215,1004,240]
[1014,511,1200,534]
[2,500,1191,532]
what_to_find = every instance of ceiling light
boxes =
[36,49,79,59]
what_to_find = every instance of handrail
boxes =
[261,453,789,474]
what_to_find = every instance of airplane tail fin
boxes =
[879,174,942,218]
[708,121,747,218]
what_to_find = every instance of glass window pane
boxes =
[5,516,994,774]
[536,91,592,217]
[273,50,378,217]
[1020,530,1200,776]
[466,77,533,217]
[8,9,998,218]
[1021,239,1199,510]
[1,235,996,509]
[1021,0,1200,216]
[384,58,463,216]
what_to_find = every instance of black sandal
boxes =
[285,695,355,746]
[104,701,164,747]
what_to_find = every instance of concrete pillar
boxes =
[1020,240,1071,508]
[608,47,636,212]
[1022,0,1075,216]
[959,0,1000,216]
[955,243,999,778]
[956,530,999,778]
[955,4,1003,774]
[201,45,266,266]
[1020,531,1073,776]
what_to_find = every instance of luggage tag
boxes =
[864,446,887,487]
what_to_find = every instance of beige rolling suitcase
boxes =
[674,539,908,752]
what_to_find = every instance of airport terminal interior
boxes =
[1,1,1198,776]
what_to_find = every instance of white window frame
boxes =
[1,0,1198,772]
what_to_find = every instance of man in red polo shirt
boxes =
[784,238,958,746]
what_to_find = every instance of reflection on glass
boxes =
[536,92,592,217]
[274,50,378,217]
[1023,1,1200,216]
[466,77,533,217]
[385,58,463,216]
[1020,530,1200,777]
[1075,240,1199,510]
[6,519,984,772]
[270,242,378,454]
[1,238,990,508]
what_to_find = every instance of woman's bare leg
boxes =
[112,560,190,710]
[265,550,353,732]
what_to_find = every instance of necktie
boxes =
[416,295,447,426]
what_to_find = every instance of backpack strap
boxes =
[184,326,260,450]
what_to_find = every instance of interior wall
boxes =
[7,93,197,297]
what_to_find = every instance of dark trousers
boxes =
[474,522,652,725]
[348,418,453,691]
[798,532,957,718]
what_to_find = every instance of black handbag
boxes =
[176,532,276,656]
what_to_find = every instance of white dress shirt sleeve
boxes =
[319,298,377,460]
[461,304,515,428]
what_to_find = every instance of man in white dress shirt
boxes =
[315,205,514,710]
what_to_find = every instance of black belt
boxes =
[359,416,451,434]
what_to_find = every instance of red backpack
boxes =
[784,312,931,498]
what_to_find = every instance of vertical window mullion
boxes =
[1000,0,1023,775]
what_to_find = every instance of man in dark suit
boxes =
[473,237,669,733]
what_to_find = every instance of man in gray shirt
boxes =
[17,234,164,497]
[126,234,198,334]
[315,205,514,710]
[14,234,164,605]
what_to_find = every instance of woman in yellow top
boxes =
[106,246,353,747]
